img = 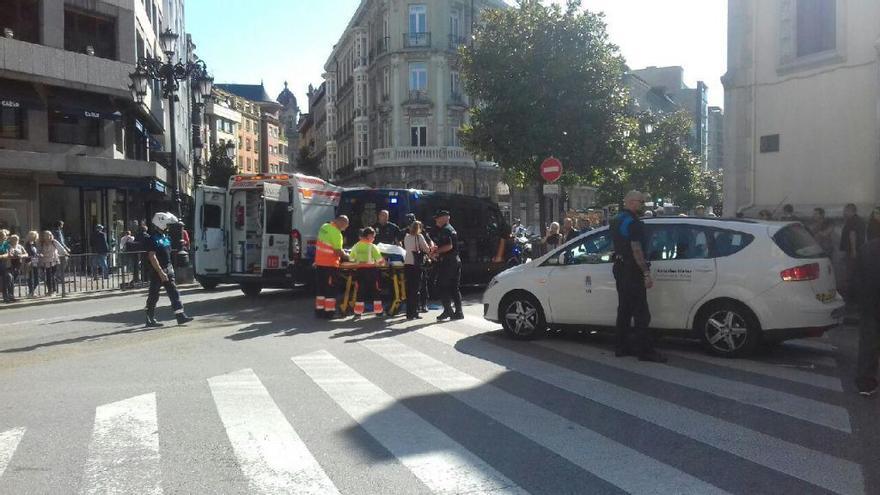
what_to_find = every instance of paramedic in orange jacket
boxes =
[314,215,349,318]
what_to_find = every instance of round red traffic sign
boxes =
[540,157,563,183]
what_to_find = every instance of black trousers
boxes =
[315,266,337,314]
[857,309,879,382]
[436,256,462,315]
[356,268,379,310]
[146,264,183,314]
[0,265,13,301]
[405,264,422,318]
[613,262,654,355]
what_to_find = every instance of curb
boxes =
[1,283,201,310]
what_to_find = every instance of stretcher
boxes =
[338,262,407,316]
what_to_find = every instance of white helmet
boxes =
[151,212,180,231]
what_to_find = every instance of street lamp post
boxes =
[129,28,212,269]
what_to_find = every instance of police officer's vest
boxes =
[315,223,341,268]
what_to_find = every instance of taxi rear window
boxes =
[773,224,825,259]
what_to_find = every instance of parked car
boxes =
[482,218,845,357]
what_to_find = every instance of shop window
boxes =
[0,104,26,140]
[0,0,40,44]
[64,8,118,60]
[49,111,102,147]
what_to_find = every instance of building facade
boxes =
[0,0,194,250]
[277,81,299,172]
[215,83,285,175]
[320,0,505,196]
[297,82,328,173]
[629,66,710,168]
[707,106,724,171]
[205,91,242,170]
[723,0,880,217]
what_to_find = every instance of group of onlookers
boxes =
[0,227,70,303]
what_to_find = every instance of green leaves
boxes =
[204,144,238,188]
[462,0,718,209]
[296,147,323,178]
[461,0,628,183]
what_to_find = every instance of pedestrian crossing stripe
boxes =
[0,427,25,479]
[208,368,340,495]
[360,338,731,495]
[0,321,868,495]
[415,325,865,495]
[536,340,852,432]
[81,393,162,495]
[292,349,528,495]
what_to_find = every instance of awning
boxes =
[48,87,122,121]
[0,79,45,110]
[57,174,158,192]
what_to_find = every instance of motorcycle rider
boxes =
[144,212,193,328]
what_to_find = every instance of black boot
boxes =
[145,309,164,328]
[175,313,194,326]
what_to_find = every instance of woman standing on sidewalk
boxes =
[38,231,69,296]
[403,221,431,320]
[23,231,40,297]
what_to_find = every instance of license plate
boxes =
[815,290,837,303]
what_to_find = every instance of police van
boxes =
[193,173,342,295]
[337,188,508,284]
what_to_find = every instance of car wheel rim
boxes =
[504,300,538,336]
[705,310,749,353]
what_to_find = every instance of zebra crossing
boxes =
[0,317,867,494]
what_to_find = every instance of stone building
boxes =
[629,66,710,167]
[277,82,300,172]
[0,0,193,249]
[214,83,284,175]
[297,82,328,174]
[723,0,880,217]
[319,0,505,197]
[707,106,724,172]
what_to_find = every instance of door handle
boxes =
[694,266,714,273]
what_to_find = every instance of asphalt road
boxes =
[0,286,877,495]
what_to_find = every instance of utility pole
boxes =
[471,0,479,197]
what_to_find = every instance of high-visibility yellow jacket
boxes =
[315,222,343,267]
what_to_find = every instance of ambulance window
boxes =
[265,201,289,234]
[203,205,221,229]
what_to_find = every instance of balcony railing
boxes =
[448,34,468,50]
[449,92,465,105]
[403,32,431,48]
[373,146,475,166]
[406,89,430,104]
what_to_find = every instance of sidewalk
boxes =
[1,283,201,310]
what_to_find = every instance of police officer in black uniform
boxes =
[610,191,666,362]
[144,212,193,328]
[374,209,401,245]
[433,210,463,321]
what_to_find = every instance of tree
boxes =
[460,0,630,228]
[296,146,323,178]
[204,143,238,188]
[595,111,721,211]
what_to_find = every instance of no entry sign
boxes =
[540,157,563,183]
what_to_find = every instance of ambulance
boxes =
[193,173,342,295]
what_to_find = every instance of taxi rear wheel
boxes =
[500,292,546,340]
[696,301,760,357]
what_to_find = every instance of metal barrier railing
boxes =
[6,251,153,300]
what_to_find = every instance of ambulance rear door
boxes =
[261,182,291,273]
[194,185,229,278]
[291,174,343,263]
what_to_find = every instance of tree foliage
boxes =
[595,112,722,209]
[204,143,237,188]
[296,146,323,178]
[460,0,629,187]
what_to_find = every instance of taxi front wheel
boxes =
[500,292,547,340]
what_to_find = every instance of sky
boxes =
[186,0,727,111]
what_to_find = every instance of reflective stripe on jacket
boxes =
[315,223,342,267]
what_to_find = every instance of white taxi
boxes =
[482,218,845,357]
